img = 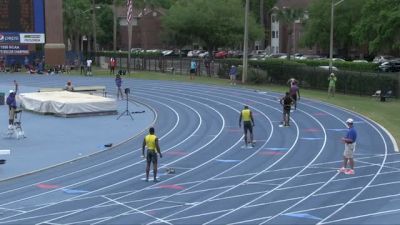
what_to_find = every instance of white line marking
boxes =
[101,196,173,225]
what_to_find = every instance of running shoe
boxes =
[345,169,355,175]
[337,167,346,173]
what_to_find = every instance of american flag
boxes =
[126,0,133,23]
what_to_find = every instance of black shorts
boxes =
[146,150,158,164]
[291,94,297,101]
[243,121,253,134]
[190,68,196,74]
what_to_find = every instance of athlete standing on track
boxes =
[280,92,294,127]
[338,118,357,175]
[289,81,300,110]
[239,105,255,147]
[142,127,162,182]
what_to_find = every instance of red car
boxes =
[214,51,228,59]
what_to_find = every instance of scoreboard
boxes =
[0,0,44,34]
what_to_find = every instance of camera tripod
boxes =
[117,92,134,120]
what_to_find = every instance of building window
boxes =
[276,31,279,38]
[272,31,275,38]
[271,14,276,23]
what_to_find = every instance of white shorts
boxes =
[344,143,356,158]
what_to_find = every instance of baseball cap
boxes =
[346,118,354,124]
[330,73,335,76]
[9,90,14,93]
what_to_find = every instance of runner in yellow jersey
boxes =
[239,105,255,147]
[142,127,162,182]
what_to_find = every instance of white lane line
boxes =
[260,173,340,224]
[0,207,26,213]
[101,196,173,225]
[152,85,392,225]
[0,98,174,204]
[0,96,201,223]
[201,109,325,225]
[357,159,400,172]
[39,92,228,225]
[248,91,391,225]
[316,120,389,224]
[320,208,400,224]
[138,87,298,225]
[61,217,113,225]
[95,89,277,225]
[225,88,391,224]
[310,98,398,152]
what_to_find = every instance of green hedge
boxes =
[98,51,162,58]
[217,58,399,97]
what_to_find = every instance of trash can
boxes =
[0,92,4,105]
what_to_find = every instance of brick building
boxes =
[116,7,166,50]
[269,0,317,55]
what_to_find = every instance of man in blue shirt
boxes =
[338,118,357,175]
[190,60,196,80]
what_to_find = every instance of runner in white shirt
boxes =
[86,59,93,76]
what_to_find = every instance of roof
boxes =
[115,6,166,18]
[274,0,312,9]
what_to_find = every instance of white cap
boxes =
[346,118,354,124]
[330,73,335,76]
[9,90,14,93]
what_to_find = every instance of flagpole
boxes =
[128,21,132,74]
[126,0,133,74]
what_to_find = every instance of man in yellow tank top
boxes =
[239,105,255,147]
[142,127,162,182]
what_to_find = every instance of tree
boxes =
[162,0,263,53]
[352,0,400,54]
[277,7,303,60]
[63,0,92,52]
[96,4,113,49]
[302,0,364,57]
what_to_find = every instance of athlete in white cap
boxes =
[338,118,357,175]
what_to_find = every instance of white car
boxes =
[318,65,338,71]
[352,59,368,63]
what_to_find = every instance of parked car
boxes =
[318,65,339,71]
[352,59,368,63]
[162,50,173,56]
[298,55,321,60]
[332,58,346,62]
[214,51,228,59]
[373,55,394,64]
[198,51,209,58]
[269,53,287,58]
[378,61,400,72]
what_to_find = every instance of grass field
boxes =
[95,69,399,149]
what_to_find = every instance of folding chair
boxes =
[371,90,381,100]
[383,90,394,101]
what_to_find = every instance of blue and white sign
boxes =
[0,44,29,55]
[0,33,20,43]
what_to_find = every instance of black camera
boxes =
[124,88,130,94]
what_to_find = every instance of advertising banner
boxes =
[20,33,45,43]
[0,33,20,43]
[0,44,29,55]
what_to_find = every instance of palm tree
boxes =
[277,7,303,60]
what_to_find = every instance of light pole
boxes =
[329,0,345,73]
[92,0,97,60]
[242,0,249,84]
